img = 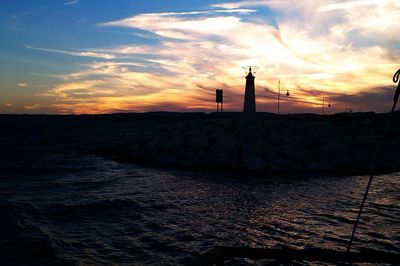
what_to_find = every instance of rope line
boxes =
[346,68,400,253]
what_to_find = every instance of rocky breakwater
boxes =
[95,117,400,175]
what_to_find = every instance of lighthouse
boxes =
[243,66,256,113]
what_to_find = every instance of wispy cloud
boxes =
[24,104,42,110]
[11,5,48,18]
[17,82,28,87]
[12,0,79,19]
[64,0,78,6]
[318,0,379,12]
[211,1,264,9]
[100,12,256,41]
[214,0,400,41]
[26,45,115,59]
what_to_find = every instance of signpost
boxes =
[216,89,223,113]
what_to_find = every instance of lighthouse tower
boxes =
[243,66,256,113]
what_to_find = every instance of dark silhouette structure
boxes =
[215,89,223,113]
[243,67,256,113]
[392,68,400,112]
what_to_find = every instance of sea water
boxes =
[0,116,399,265]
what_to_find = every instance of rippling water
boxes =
[0,116,399,265]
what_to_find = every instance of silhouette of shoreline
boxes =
[84,111,400,176]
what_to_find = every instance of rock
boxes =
[94,116,400,175]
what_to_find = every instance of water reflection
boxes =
[1,152,399,265]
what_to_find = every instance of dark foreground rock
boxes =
[94,115,400,175]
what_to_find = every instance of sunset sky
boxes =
[1,0,399,114]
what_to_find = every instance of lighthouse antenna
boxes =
[242,66,259,75]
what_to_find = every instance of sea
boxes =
[0,115,399,265]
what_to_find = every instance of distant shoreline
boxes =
[0,110,391,117]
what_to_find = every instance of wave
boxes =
[0,200,74,265]
[43,198,144,221]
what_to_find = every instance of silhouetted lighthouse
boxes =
[243,66,256,113]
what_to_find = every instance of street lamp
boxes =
[277,80,290,115]
[322,96,331,114]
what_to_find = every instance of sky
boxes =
[0,0,399,114]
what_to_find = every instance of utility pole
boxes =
[277,80,280,115]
